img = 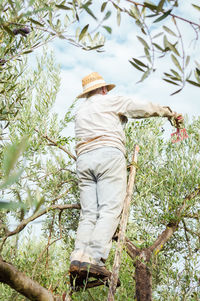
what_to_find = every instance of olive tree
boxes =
[0,1,200,300]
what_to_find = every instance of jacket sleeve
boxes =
[112,95,174,119]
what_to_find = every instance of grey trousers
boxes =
[71,147,127,265]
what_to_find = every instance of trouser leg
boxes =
[85,148,127,264]
[70,157,98,261]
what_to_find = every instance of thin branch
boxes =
[35,129,76,161]
[0,203,80,251]
[32,236,62,279]
[45,212,56,269]
[182,220,200,239]
[32,210,64,279]
[125,237,140,260]
[148,187,200,255]
[8,203,80,237]
[184,213,199,220]
[125,0,200,29]
[182,219,192,256]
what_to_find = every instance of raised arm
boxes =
[113,95,183,125]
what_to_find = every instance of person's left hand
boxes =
[174,113,184,128]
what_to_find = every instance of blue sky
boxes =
[49,1,200,138]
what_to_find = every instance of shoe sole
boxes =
[80,262,111,278]
[69,261,120,288]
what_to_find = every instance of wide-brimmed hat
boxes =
[77,72,115,99]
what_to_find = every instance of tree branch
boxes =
[184,213,199,220]
[148,187,200,255]
[35,129,76,161]
[182,220,200,239]
[125,0,200,29]
[0,203,80,251]
[0,257,60,301]
[8,203,80,237]
[148,222,177,255]
[125,237,140,260]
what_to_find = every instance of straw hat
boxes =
[77,72,115,98]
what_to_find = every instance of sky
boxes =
[48,0,200,141]
[14,0,200,238]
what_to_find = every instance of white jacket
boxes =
[75,94,173,156]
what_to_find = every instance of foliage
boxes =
[112,0,200,94]
[0,235,71,300]
[0,0,200,300]
[125,117,200,299]
[0,0,112,156]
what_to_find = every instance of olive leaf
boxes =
[78,24,89,42]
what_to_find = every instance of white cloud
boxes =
[52,0,200,137]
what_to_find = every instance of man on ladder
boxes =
[69,72,183,284]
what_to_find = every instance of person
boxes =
[69,72,183,278]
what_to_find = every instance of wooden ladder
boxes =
[107,144,139,301]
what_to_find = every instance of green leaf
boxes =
[192,4,200,11]
[88,44,104,50]
[170,88,182,96]
[144,47,151,63]
[133,58,148,68]
[82,4,97,20]
[153,9,172,23]
[195,68,200,77]
[130,5,140,19]
[195,68,200,83]
[152,32,163,39]
[195,60,200,69]
[0,201,27,210]
[138,69,151,82]
[129,60,144,72]
[103,11,111,21]
[171,54,182,72]
[103,26,112,34]
[2,137,27,177]
[78,24,89,42]
[28,18,44,26]
[163,78,179,86]
[186,79,200,87]
[144,1,157,11]
[101,2,107,12]
[153,42,164,51]
[163,25,177,37]
[55,4,70,10]
[185,55,190,67]
[22,50,33,54]
[146,13,159,18]
[137,36,149,49]
[170,69,181,80]
[0,169,23,189]
[157,0,166,12]
[164,35,180,56]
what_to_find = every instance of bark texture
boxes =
[135,260,152,301]
[0,258,56,301]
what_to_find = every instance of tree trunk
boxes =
[135,260,152,301]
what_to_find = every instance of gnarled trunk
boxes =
[135,260,152,301]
